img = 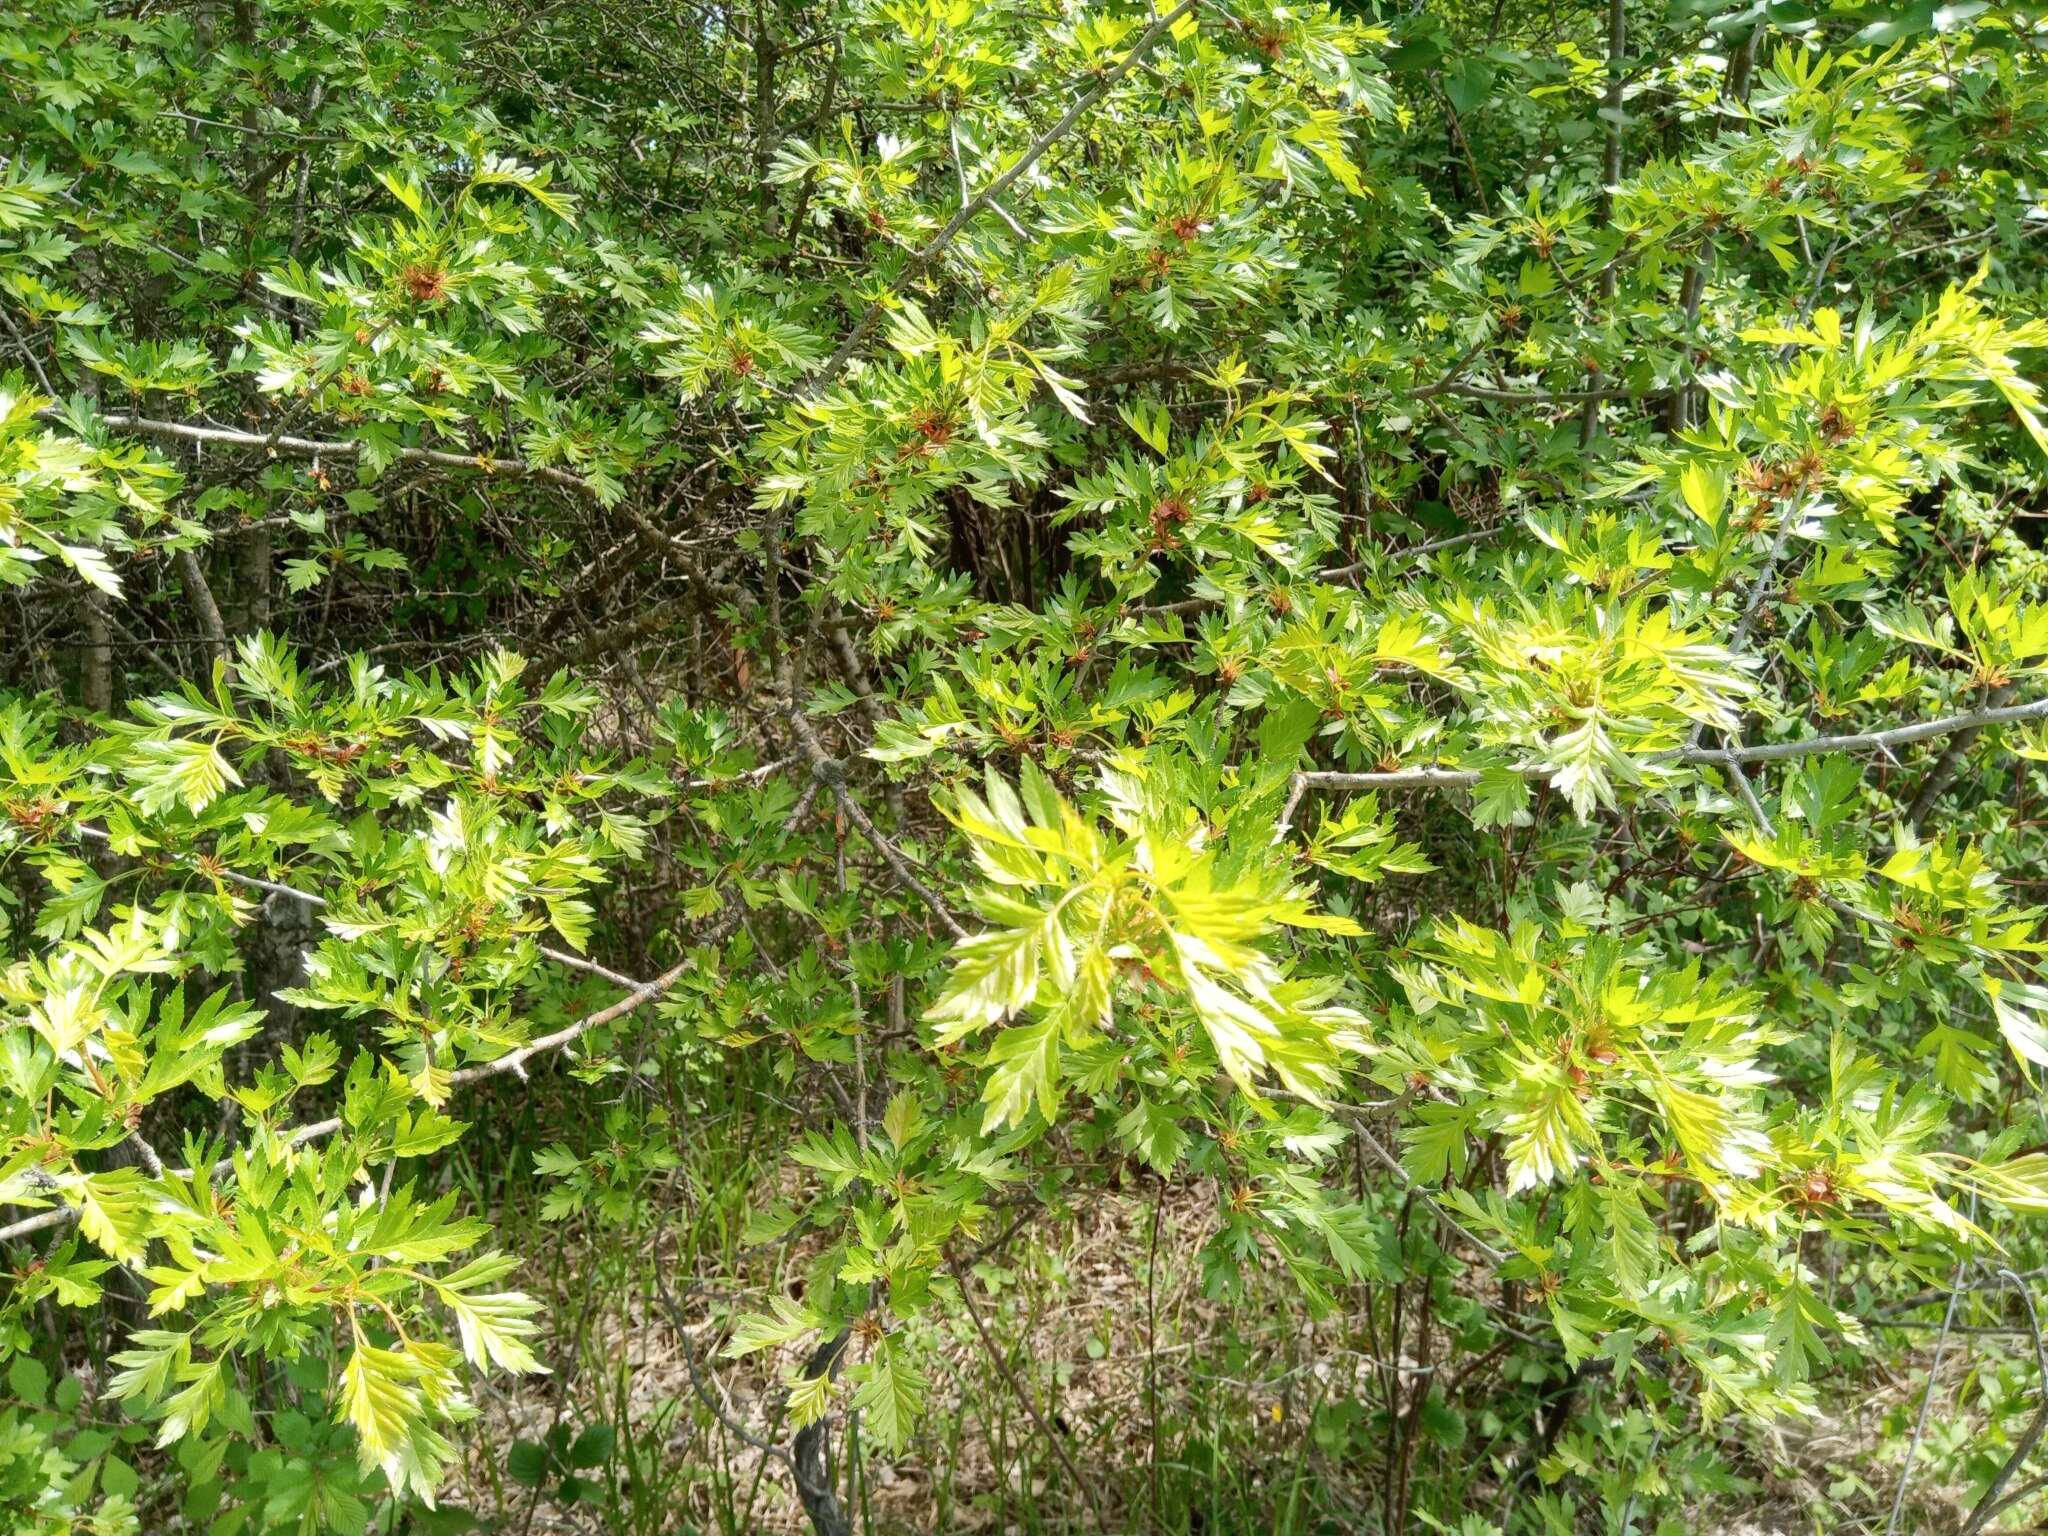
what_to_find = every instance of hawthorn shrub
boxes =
[4,0,2048,1531]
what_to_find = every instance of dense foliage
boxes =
[6,0,2048,1530]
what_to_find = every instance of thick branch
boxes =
[790,1331,854,1536]
[1909,682,2018,830]
[174,548,233,677]
[44,409,603,502]
[1288,694,2048,794]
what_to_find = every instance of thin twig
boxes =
[653,1277,798,1469]
[1962,1270,2048,1536]
[948,1254,1103,1527]
[1886,1252,1969,1536]
[1339,1111,1506,1267]
[1136,525,1506,620]
[1911,682,2018,830]
[782,706,967,939]
[832,783,966,940]
[0,303,56,395]
[808,0,1196,391]
[0,939,715,1246]
[0,861,735,1247]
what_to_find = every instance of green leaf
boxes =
[785,1369,836,1430]
[1115,1097,1188,1174]
[7,1355,49,1404]
[1116,400,1171,456]
[882,1089,924,1150]
[1444,58,1496,115]
[506,1440,548,1487]
[568,1424,615,1468]
[1984,977,2048,1071]
[1600,1181,1659,1298]
[437,1277,547,1375]
[99,1454,139,1500]
[340,1343,416,1472]
[742,1202,804,1247]
[980,1014,1063,1134]
[1402,1108,1474,1192]
[1470,766,1532,829]
[722,1296,820,1358]
[72,1169,151,1264]
[1678,460,1727,525]
[1417,1390,1466,1448]
[851,1338,925,1451]
[123,736,243,815]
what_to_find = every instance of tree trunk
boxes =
[1580,0,1628,446]
[790,1331,852,1536]
[81,594,112,714]
[234,524,272,636]
[1910,681,2017,831]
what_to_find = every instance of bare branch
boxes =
[449,949,702,1085]
[1294,766,1488,791]
[43,409,604,502]
[1287,694,2048,796]
[832,779,967,941]
[948,1253,1101,1525]
[653,1277,799,1468]
[1910,682,2018,830]
[1338,1109,1507,1267]
[1961,1270,2048,1536]
[1726,695,2048,761]
[783,707,968,940]
[174,548,234,679]
[1414,379,1653,406]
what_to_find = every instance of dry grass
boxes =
[452,1180,1428,1533]
[438,1077,2046,1536]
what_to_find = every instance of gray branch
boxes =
[1288,694,2048,795]
[40,409,602,501]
